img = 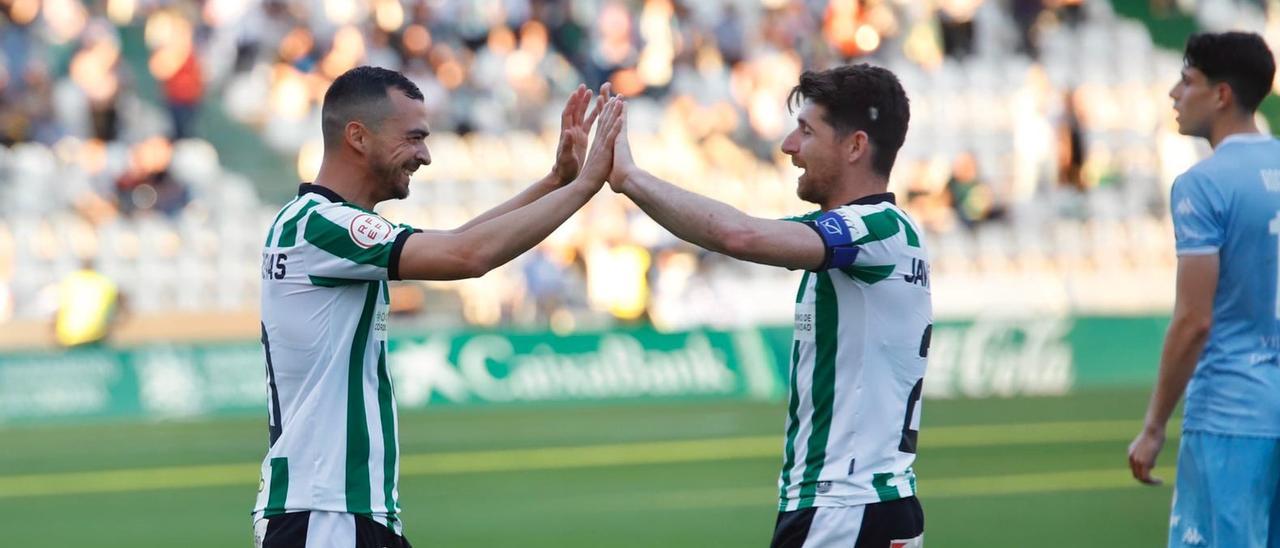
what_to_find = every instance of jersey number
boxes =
[899,325,930,453]
[261,323,283,447]
[899,378,923,454]
[262,253,287,280]
[1271,211,1280,319]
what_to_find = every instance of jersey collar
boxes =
[846,192,896,206]
[298,183,347,203]
[1219,132,1273,147]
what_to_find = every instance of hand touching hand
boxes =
[576,97,626,189]
[550,83,611,185]
[607,110,636,194]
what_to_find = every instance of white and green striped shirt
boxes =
[778,193,932,511]
[253,184,416,534]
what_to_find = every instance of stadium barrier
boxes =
[0,315,1168,424]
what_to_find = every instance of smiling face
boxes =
[367,89,431,201]
[1169,66,1221,139]
[780,101,854,206]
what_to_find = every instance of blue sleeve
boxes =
[1170,172,1225,256]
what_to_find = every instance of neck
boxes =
[313,156,380,210]
[821,172,890,211]
[1207,113,1261,149]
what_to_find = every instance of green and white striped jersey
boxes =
[253,184,416,534]
[778,193,932,511]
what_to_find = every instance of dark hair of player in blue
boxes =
[1183,31,1276,114]
[787,64,911,178]
[321,66,425,149]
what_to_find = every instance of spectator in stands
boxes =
[947,151,1003,228]
[1057,88,1087,190]
[1053,0,1086,26]
[714,3,746,66]
[1011,0,1047,57]
[53,258,123,348]
[69,20,126,141]
[522,246,563,323]
[938,0,980,59]
[115,137,190,217]
[151,14,204,140]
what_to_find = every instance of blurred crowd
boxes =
[2,0,1280,335]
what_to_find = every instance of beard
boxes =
[795,166,833,205]
[372,154,413,200]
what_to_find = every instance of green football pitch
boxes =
[0,387,1177,547]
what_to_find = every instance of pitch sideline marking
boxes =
[0,418,1177,499]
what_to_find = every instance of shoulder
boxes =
[304,203,398,248]
[833,203,922,248]
[307,202,391,228]
[1173,165,1226,205]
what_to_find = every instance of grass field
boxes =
[0,387,1177,547]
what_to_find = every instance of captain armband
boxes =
[806,210,861,270]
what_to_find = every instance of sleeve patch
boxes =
[349,214,393,248]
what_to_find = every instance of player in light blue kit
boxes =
[1128,31,1280,547]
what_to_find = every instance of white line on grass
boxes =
[0,419,1177,499]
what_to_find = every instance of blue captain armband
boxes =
[806,210,861,270]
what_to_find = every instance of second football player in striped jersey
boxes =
[607,64,928,548]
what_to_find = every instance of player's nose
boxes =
[780,130,800,155]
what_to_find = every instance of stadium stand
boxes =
[1,0,1278,346]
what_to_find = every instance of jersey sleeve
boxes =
[1169,171,1225,256]
[780,210,823,223]
[300,205,418,281]
[801,206,920,284]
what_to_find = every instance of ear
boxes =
[345,121,369,154]
[846,131,870,165]
[1214,81,1234,111]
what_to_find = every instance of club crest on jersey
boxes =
[350,214,390,248]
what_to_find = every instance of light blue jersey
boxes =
[1171,132,1280,438]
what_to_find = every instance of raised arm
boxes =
[445,84,610,234]
[397,98,625,280]
[607,116,825,270]
[1128,253,1218,485]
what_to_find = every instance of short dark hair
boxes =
[787,64,911,178]
[321,66,424,147]
[1184,31,1276,113]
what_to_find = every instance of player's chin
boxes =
[794,177,815,202]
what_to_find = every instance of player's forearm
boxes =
[1143,315,1211,432]
[452,172,560,233]
[464,178,597,272]
[620,168,754,256]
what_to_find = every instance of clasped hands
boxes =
[547,83,641,197]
